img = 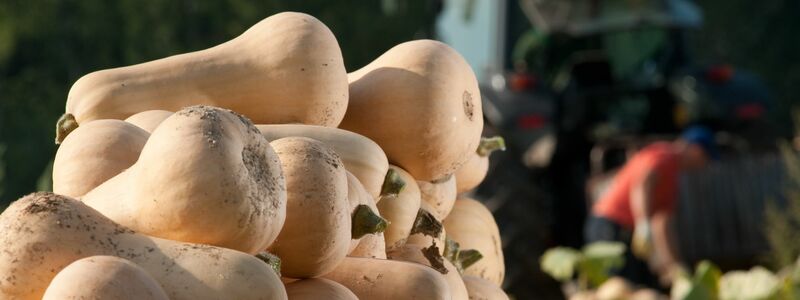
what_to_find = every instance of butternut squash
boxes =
[82,106,286,254]
[418,175,457,221]
[340,39,483,182]
[124,110,173,133]
[285,278,358,300]
[405,202,446,256]
[0,192,287,300]
[323,257,452,300]
[388,244,469,300]
[345,171,388,252]
[281,277,299,285]
[57,12,348,143]
[42,256,169,300]
[53,119,148,198]
[257,124,389,199]
[377,165,422,250]
[443,197,505,285]
[462,276,509,300]
[455,136,505,194]
[349,230,388,259]
[269,137,351,278]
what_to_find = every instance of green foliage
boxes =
[540,241,626,289]
[671,260,800,300]
[763,141,800,270]
[541,247,581,281]
[0,0,438,208]
[579,242,627,288]
[671,261,722,300]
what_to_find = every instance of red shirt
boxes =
[593,142,680,229]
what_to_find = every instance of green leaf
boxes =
[680,283,717,300]
[540,247,581,281]
[778,273,799,300]
[582,241,626,258]
[694,261,722,298]
[670,260,720,300]
[578,242,626,287]
[792,256,800,284]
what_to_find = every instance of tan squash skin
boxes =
[378,165,422,250]
[323,257,452,300]
[455,154,488,194]
[269,137,351,278]
[388,244,469,300]
[443,198,505,285]
[406,202,446,256]
[418,175,457,221]
[42,256,169,300]
[124,110,173,133]
[82,106,286,254]
[455,136,505,194]
[349,230,387,259]
[257,124,388,199]
[53,120,148,198]
[59,12,348,142]
[285,278,358,300]
[0,193,287,300]
[462,276,509,300]
[340,39,483,182]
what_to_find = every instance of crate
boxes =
[675,154,787,265]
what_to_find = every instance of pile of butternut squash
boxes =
[1,12,509,300]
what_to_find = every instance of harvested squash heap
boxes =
[0,11,510,300]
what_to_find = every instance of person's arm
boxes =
[651,212,685,286]
[630,169,657,227]
[631,166,685,284]
[630,169,656,259]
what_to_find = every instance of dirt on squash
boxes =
[462,90,475,121]
[21,192,67,215]
[274,137,343,170]
[241,141,281,219]
[177,243,224,261]
[229,108,262,136]
[176,105,226,148]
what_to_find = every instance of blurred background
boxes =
[2,0,800,299]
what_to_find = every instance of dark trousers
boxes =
[584,215,662,289]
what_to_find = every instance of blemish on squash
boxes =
[241,141,277,218]
[21,192,64,214]
[362,275,377,284]
[462,91,474,121]
[421,244,448,274]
